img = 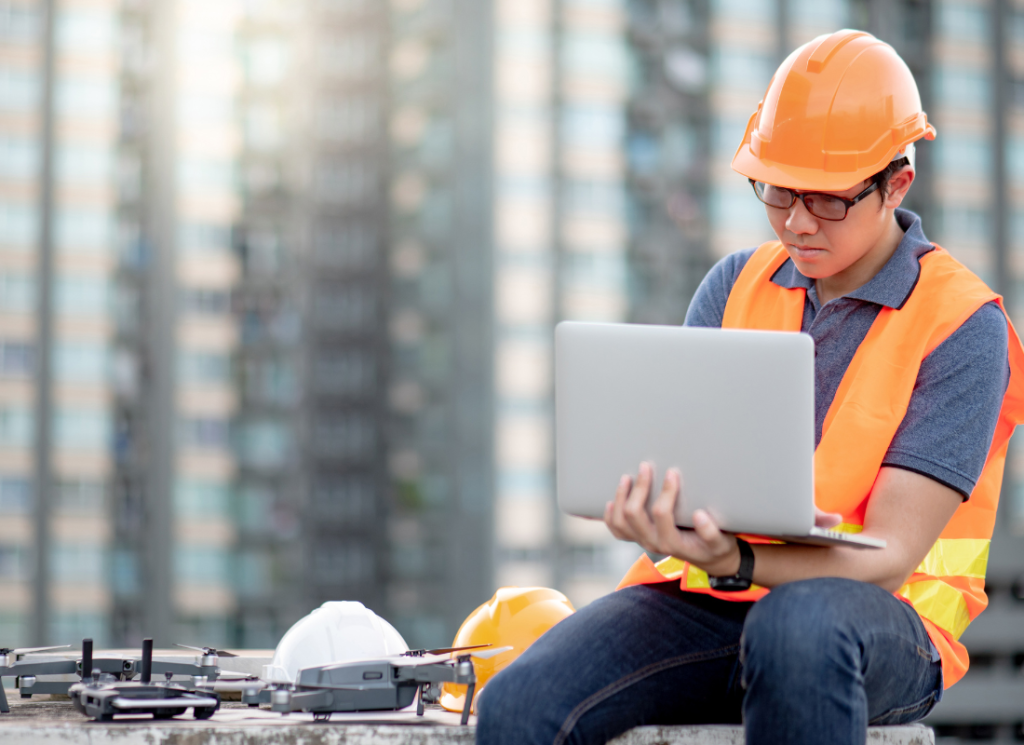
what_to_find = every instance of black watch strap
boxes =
[707,538,755,592]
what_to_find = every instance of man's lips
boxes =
[788,244,827,259]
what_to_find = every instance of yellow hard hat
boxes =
[732,29,936,191]
[439,586,575,715]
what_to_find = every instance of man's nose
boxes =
[785,196,819,235]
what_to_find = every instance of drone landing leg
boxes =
[416,683,426,716]
[461,681,475,726]
[0,681,9,713]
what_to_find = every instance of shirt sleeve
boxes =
[684,248,758,329]
[882,301,1009,499]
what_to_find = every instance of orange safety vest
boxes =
[617,241,1024,688]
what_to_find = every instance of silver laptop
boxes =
[554,321,884,549]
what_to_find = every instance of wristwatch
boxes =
[707,538,755,592]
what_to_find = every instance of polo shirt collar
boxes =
[770,208,934,309]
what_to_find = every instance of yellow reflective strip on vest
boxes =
[897,580,972,640]
[833,523,864,534]
[915,539,990,579]
[686,566,710,589]
[654,556,686,580]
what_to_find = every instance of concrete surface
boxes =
[0,699,936,744]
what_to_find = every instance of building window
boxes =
[935,66,991,110]
[0,407,32,447]
[313,412,376,460]
[314,348,376,396]
[0,65,40,111]
[236,418,290,469]
[937,2,988,43]
[315,97,378,144]
[55,275,110,314]
[179,351,232,385]
[178,157,236,192]
[0,340,33,376]
[318,33,379,79]
[180,288,231,316]
[51,544,106,582]
[56,8,116,52]
[313,542,374,585]
[562,179,627,219]
[0,544,27,580]
[54,341,109,383]
[0,476,30,512]
[55,76,117,116]
[54,479,105,513]
[179,417,231,451]
[55,209,114,252]
[244,103,283,151]
[56,145,115,185]
[242,358,297,405]
[174,546,231,586]
[560,105,625,148]
[242,38,288,87]
[54,408,112,450]
[311,475,375,522]
[237,549,273,597]
[313,284,377,331]
[0,135,38,178]
[313,160,379,204]
[313,220,377,270]
[561,32,632,85]
[0,2,42,41]
[175,479,232,518]
[0,272,34,312]
[179,221,232,253]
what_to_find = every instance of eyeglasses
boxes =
[749,179,879,221]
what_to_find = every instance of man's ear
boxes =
[884,166,915,209]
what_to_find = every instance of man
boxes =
[476,30,1024,745]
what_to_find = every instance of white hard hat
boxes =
[262,601,408,683]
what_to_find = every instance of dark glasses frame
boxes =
[748,178,880,221]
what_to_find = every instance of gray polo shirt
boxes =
[685,209,1009,499]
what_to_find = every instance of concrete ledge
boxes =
[0,701,936,744]
[608,724,935,744]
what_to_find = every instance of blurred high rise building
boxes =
[3,8,1022,727]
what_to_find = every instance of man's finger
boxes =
[650,468,689,555]
[622,462,657,543]
[692,509,730,551]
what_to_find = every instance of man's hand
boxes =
[603,462,742,577]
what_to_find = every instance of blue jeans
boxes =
[476,578,942,745]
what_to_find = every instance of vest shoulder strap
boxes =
[722,242,803,331]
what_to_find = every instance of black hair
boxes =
[870,156,910,199]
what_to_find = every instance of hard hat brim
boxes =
[731,114,935,193]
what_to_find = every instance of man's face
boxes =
[763,179,892,281]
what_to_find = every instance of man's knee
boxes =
[741,578,871,679]
[476,655,549,739]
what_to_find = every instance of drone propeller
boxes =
[461,645,513,660]
[0,645,70,656]
[403,644,492,658]
[175,644,237,658]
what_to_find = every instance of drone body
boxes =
[268,647,508,724]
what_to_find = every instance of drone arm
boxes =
[151,661,206,678]
[14,661,78,676]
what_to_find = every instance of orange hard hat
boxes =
[732,29,937,191]
[439,586,575,715]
